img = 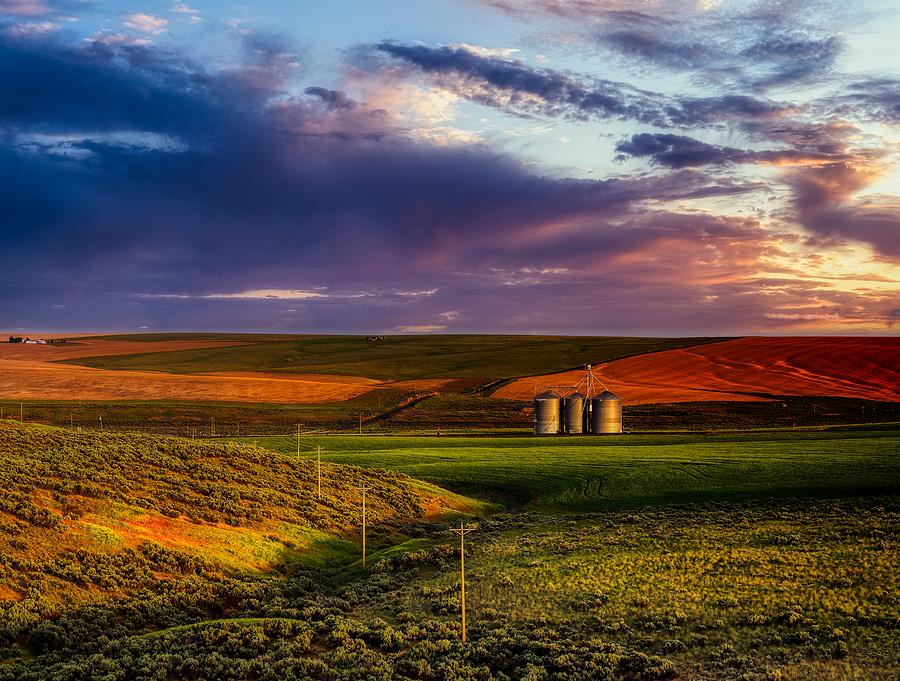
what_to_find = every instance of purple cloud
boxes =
[371,41,789,127]
[615,133,846,168]
[0,26,894,334]
[788,161,900,258]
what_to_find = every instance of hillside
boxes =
[0,335,721,410]
[0,422,476,607]
[61,334,722,380]
[0,423,897,679]
[496,336,900,404]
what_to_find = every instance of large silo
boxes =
[534,391,562,434]
[564,392,585,433]
[590,391,623,434]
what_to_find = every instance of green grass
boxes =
[0,389,414,436]
[0,421,479,605]
[63,334,726,380]
[389,497,900,680]
[246,429,900,512]
[1,422,897,679]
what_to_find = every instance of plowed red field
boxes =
[495,337,900,405]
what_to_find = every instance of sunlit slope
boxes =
[0,422,474,604]
[497,336,900,404]
[0,338,384,403]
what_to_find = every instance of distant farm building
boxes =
[8,337,47,344]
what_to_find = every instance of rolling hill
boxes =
[496,336,900,404]
[0,421,478,607]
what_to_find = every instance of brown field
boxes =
[0,338,393,403]
[495,336,900,404]
[4,336,898,409]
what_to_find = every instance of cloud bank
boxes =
[0,4,896,334]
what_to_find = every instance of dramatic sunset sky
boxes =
[1,0,898,334]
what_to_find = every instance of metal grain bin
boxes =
[564,393,585,433]
[590,391,622,434]
[534,391,562,434]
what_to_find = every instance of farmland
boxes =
[0,421,898,679]
[2,334,898,434]
[249,429,900,511]
[389,497,899,680]
[1,333,899,679]
[497,336,900,404]
[64,334,722,380]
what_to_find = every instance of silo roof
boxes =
[535,390,560,399]
[594,390,621,400]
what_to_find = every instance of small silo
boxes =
[590,390,623,434]
[564,392,585,434]
[534,391,562,434]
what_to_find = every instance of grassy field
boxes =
[247,429,900,511]
[1,422,898,679]
[379,394,900,432]
[0,387,414,436]
[64,334,724,380]
[386,497,899,680]
[6,395,899,436]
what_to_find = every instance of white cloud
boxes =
[450,43,519,59]
[136,293,192,299]
[0,0,50,17]
[201,289,329,300]
[171,2,201,24]
[765,312,843,321]
[394,324,447,333]
[137,287,443,302]
[394,288,438,297]
[87,30,151,46]
[122,13,168,35]
[4,20,57,37]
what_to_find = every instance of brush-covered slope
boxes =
[0,421,469,606]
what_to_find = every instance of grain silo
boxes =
[590,391,623,434]
[534,390,562,434]
[563,392,585,433]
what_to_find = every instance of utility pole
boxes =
[358,413,363,435]
[99,416,103,431]
[317,445,322,500]
[20,402,23,421]
[70,414,73,429]
[450,523,477,643]
[359,483,369,567]
[297,424,301,455]
[210,416,215,437]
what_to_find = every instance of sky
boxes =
[0,0,898,335]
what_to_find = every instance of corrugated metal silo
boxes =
[564,393,585,433]
[534,391,561,434]
[590,391,623,434]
